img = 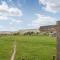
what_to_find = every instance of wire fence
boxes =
[15,56,56,60]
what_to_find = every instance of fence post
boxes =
[53,56,55,60]
[56,21,60,60]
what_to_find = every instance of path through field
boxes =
[11,41,16,60]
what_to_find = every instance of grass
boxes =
[0,35,56,60]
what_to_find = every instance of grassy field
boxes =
[0,35,56,60]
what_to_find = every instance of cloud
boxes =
[31,14,56,28]
[0,16,8,20]
[15,20,23,23]
[9,19,23,25]
[0,1,23,16]
[39,0,60,13]
[9,8,23,16]
[0,1,23,24]
[0,1,23,31]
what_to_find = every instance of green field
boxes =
[0,35,56,60]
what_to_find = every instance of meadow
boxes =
[0,35,56,60]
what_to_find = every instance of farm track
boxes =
[11,41,16,60]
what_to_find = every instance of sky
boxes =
[0,0,60,31]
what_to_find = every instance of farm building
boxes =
[39,25,57,33]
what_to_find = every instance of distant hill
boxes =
[0,31,14,34]
[0,29,40,34]
[18,29,40,34]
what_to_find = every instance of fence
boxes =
[14,56,56,60]
[56,21,60,60]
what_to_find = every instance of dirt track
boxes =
[11,42,16,60]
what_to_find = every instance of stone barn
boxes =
[39,25,56,33]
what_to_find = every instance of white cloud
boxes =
[15,20,23,23]
[9,19,23,25]
[0,1,23,16]
[0,1,23,31]
[31,14,56,28]
[13,19,23,23]
[9,8,23,16]
[0,16,8,20]
[39,0,60,13]
[0,1,23,23]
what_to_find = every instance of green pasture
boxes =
[0,35,56,60]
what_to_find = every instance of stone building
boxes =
[39,25,56,33]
